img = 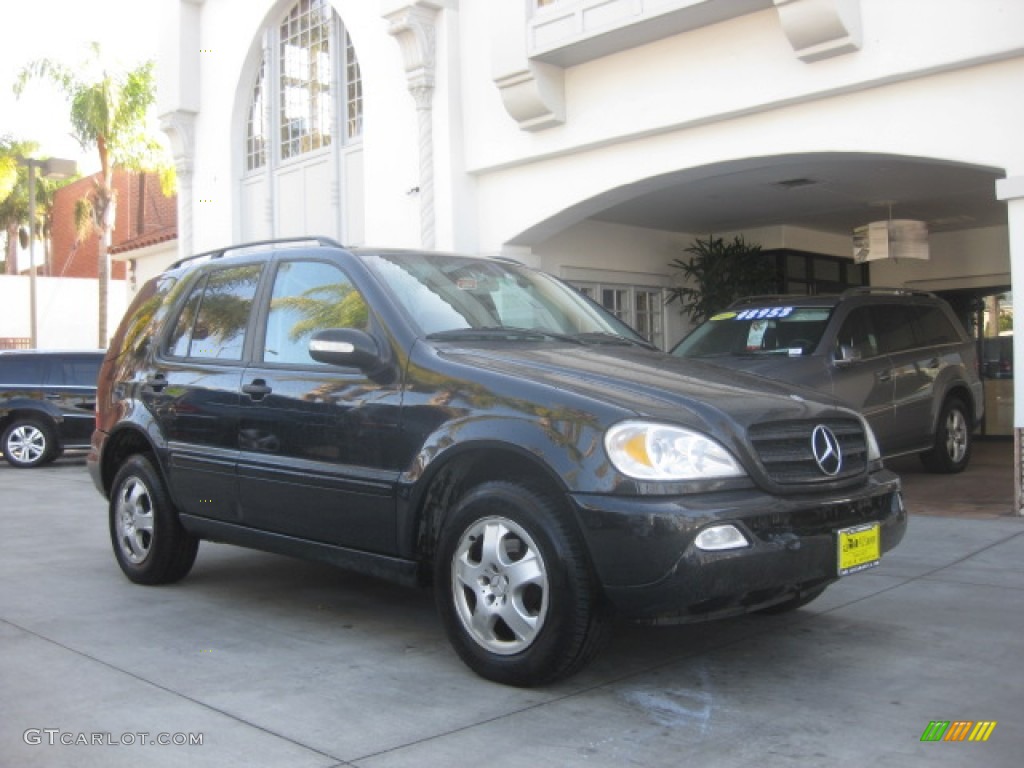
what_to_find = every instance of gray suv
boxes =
[672,288,983,473]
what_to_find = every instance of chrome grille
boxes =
[749,418,867,484]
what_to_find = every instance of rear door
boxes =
[51,354,103,446]
[892,303,965,449]
[236,257,403,553]
[147,263,264,522]
[872,303,929,454]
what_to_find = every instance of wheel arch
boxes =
[403,441,574,569]
[935,382,978,433]
[0,402,63,431]
[97,424,165,497]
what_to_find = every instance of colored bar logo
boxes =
[921,721,997,742]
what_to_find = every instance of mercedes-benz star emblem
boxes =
[811,425,842,476]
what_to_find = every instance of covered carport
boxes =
[493,151,1016,514]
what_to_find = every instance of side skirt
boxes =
[179,514,423,588]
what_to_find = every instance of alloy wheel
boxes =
[451,516,550,655]
[114,477,155,565]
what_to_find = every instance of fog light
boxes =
[695,524,749,551]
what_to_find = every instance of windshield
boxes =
[364,253,649,345]
[673,305,834,358]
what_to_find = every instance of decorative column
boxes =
[158,0,203,260]
[996,174,1024,516]
[160,111,196,261]
[385,1,446,250]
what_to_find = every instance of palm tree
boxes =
[15,43,170,346]
[0,137,39,275]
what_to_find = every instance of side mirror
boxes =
[835,344,862,366]
[309,328,382,370]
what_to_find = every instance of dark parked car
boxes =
[672,289,984,474]
[89,239,906,686]
[1,350,103,468]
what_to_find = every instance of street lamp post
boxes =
[17,156,77,348]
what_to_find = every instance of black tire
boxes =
[919,397,971,474]
[1,416,58,468]
[109,455,198,585]
[758,585,827,615]
[435,481,609,686]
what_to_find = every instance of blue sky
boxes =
[1,0,163,174]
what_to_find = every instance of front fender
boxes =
[402,413,608,495]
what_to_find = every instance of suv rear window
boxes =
[912,305,961,346]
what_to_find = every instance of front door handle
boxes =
[877,369,893,383]
[145,373,167,392]
[242,379,272,400]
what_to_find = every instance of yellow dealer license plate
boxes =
[837,523,880,576]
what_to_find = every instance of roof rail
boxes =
[170,236,345,270]
[727,294,813,308]
[840,286,937,298]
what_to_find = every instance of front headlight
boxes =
[604,421,745,481]
[862,417,882,462]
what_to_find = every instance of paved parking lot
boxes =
[1,455,1021,767]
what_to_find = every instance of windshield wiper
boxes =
[573,332,656,350]
[426,326,584,343]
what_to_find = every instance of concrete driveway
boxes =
[1,455,1021,767]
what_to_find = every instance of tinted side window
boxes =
[835,307,880,359]
[0,358,42,385]
[872,305,918,354]
[912,305,960,346]
[63,357,103,387]
[164,266,262,361]
[262,260,369,365]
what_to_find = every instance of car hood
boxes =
[436,343,845,434]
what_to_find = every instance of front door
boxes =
[236,258,402,554]
[831,306,896,452]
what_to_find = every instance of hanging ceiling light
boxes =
[852,202,929,263]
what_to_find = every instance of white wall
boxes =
[0,276,129,349]
[532,219,699,345]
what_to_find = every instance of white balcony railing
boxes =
[529,0,772,67]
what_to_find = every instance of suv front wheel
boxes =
[435,481,608,686]
[110,455,199,584]
[920,397,972,474]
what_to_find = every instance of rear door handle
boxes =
[242,379,272,400]
[877,369,893,383]
[145,374,167,392]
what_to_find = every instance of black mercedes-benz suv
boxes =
[89,238,906,686]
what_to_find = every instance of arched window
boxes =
[240,0,363,242]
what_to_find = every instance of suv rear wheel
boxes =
[435,481,608,686]
[110,455,199,584]
[920,397,971,474]
[2,416,57,468]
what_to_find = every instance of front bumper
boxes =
[569,469,905,621]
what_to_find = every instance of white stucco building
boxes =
[157,0,1024,510]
